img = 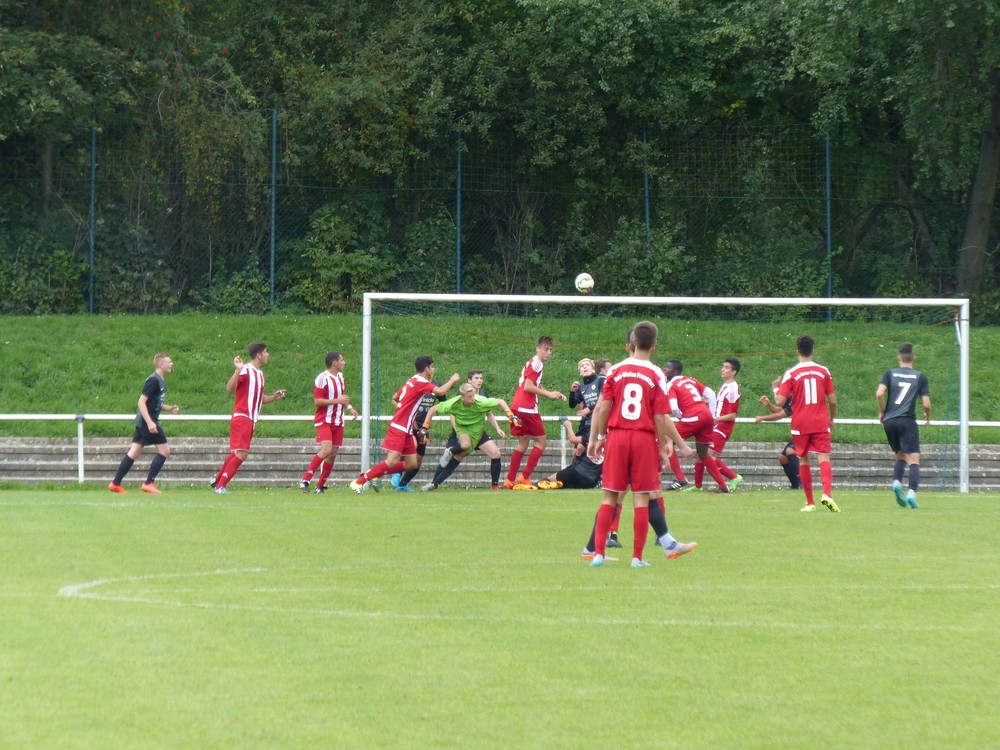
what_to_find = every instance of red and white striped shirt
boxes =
[232,363,266,423]
[313,370,347,427]
[511,356,544,414]
[713,381,741,439]
[602,358,671,433]
[389,375,437,433]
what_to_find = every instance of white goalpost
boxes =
[361,293,970,492]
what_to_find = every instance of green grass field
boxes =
[2,484,997,749]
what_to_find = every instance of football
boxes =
[575,272,594,294]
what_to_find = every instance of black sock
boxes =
[400,468,419,486]
[783,455,800,488]
[433,457,461,486]
[490,458,501,485]
[648,498,668,538]
[146,453,166,483]
[908,463,920,491]
[113,455,134,485]
[893,459,906,483]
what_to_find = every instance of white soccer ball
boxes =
[575,272,594,294]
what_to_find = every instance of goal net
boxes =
[361,294,969,493]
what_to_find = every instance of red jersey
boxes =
[232,363,265,423]
[667,375,713,421]
[601,358,671,433]
[777,361,835,435]
[713,381,741,439]
[389,375,436,434]
[511,356,544,414]
[313,370,347,427]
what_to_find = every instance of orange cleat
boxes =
[108,483,126,494]
[141,482,162,494]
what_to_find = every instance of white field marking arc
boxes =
[57,569,996,632]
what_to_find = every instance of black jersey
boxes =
[881,367,930,421]
[569,373,604,438]
[135,372,166,427]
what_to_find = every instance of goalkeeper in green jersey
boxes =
[419,383,521,491]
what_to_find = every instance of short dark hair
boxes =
[796,335,814,357]
[632,321,658,350]
[467,369,483,380]
[898,342,915,362]
[326,351,342,368]
[414,355,434,373]
[595,358,611,372]
[666,359,683,375]
[724,357,741,373]
[248,341,267,360]
[537,336,554,348]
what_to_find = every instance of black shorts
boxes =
[883,418,920,455]
[132,421,168,446]
[555,460,602,489]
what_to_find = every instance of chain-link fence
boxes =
[0,109,969,314]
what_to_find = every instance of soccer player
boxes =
[431,370,507,489]
[587,321,697,568]
[108,352,180,494]
[876,342,931,509]
[775,335,839,512]
[212,342,287,494]
[684,357,743,492]
[538,417,603,490]
[390,376,447,492]
[504,336,567,489]
[350,356,459,493]
[420,383,520,491]
[663,360,732,493]
[568,358,604,439]
[298,351,359,494]
[757,379,800,489]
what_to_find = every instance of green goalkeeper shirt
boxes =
[436,394,500,443]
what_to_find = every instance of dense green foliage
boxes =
[2,1,1000,315]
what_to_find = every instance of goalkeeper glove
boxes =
[506,411,523,428]
[416,423,431,444]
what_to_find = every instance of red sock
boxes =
[302,455,323,482]
[316,459,333,487]
[594,504,615,556]
[800,464,814,504]
[669,451,686,482]
[716,458,737,480]
[693,461,704,488]
[633,505,649,561]
[610,503,622,533]
[216,454,243,488]
[703,454,729,490]
[507,450,525,482]
[521,446,544,480]
[820,461,833,496]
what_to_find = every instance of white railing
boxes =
[0,413,977,487]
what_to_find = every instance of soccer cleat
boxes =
[581,548,596,559]
[349,479,366,494]
[369,477,382,493]
[728,474,744,491]
[213,486,230,495]
[512,482,537,491]
[210,480,217,490]
[503,478,516,490]
[298,480,310,493]
[140,482,161,494]
[438,447,453,469]
[537,479,563,490]
[631,558,651,568]
[516,474,534,487]
[666,479,688,491]
[590,554,605,567]
[801,503,816,512]
[906,491,918,509]
[390,473,401,488]
[394,484,415,492]
[716,485,730,494]
[421,482,437,492]
[892,480,906,507]
[821,495,840,513]
[108,482,126,494]
[680,484,702,493]
[314,486,327,494]
[491,485,500,491]
[665,541,697,559]
[606,533,623,549]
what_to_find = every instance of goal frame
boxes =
[361,294,970,493]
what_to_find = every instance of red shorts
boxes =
[710,427,731,455]
[601,429,661,493]
[675,412,715,444]
[511,411,545,438]
[792,431,832,457]
[315,423,344,446]
[381,425,418,456]
[229,415,256,452]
